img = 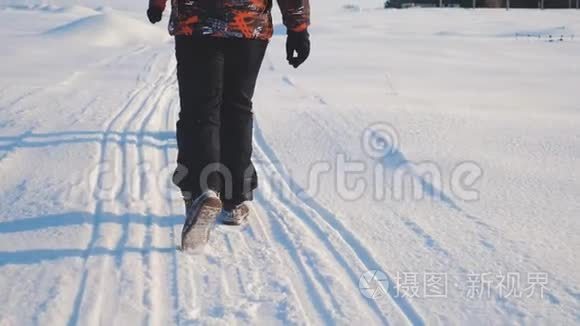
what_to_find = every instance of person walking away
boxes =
[146,0,311,250]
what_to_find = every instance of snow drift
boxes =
[44,10,168,47]
[1,3,98,16]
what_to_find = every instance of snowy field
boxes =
[1,0,579,325]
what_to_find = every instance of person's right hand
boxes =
[147,7,162,24]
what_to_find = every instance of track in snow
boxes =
[60,43,424,324]
[24,42,386,325]
[0,45,496,325]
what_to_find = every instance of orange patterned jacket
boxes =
[149,0,310,40]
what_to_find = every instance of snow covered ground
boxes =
[1,0,579,325]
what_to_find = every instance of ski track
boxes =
[136,54,177,326]
[264,55,578,321]
[2,32,574,326]
[252,122,420,325]
[262,55,427,324]
[67,47,178,325]
[1,7,579,326]
[0,44,546,325]
[163,89,183,326]
[0,46,153,167]
[61,47,430,325]
[262,55,543,322]
[270,65,521,321]
[0,45,150,119]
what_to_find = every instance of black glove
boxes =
[147,7,162,24]
[286,30,310,68]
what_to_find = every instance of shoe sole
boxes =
[182,197,222,251]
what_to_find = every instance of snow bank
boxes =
[53,5,99,16]
[1,3,98,16]
[44,10,168,47]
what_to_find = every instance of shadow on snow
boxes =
[0,211,182,266]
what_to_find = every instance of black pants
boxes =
[173,36,267,207]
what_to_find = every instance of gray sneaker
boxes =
[181,190,222,251]
[222,201,252,226]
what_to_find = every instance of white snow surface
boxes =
[0,1,579,325]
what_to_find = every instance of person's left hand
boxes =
[286,30,310,68]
